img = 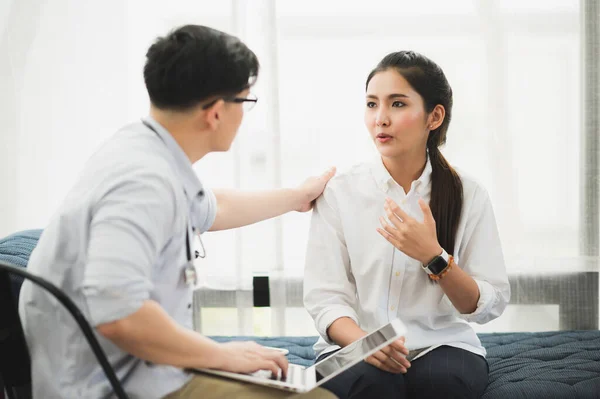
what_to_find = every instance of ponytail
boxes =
[427,141,463,255]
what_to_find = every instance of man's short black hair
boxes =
[144,25,259,111]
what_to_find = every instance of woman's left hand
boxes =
[377,197,443,264]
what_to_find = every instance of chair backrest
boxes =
[0,264,31,399]
[0,261,129,399]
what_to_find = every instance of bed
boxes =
[212,332,600,398]
[2,229,600,398]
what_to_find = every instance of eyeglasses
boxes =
[202,93,258,112]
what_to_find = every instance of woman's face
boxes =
[364,69,430,159]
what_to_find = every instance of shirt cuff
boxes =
[83,280,151,326]
[202,188,218,233]
[441,279,496,324]
[316,306,360,345]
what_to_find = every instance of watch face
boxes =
[429,256,448,275]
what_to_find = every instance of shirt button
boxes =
[390,305,395,311]
[187,303,192,309]
[395,271,400,277]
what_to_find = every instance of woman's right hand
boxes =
[217,341,289,378]
[365,337,411,374]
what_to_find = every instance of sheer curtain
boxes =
[1,0,597,336]
[270,0,596,335]
[0,0,232,240]
[219,0,598,335]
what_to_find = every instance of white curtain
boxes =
[1,0,597,336]
[0,0,232,237]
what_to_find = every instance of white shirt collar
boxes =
[370,152,433,194]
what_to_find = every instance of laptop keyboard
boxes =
[252,363,305,385]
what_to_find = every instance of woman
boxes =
[303,51,510,399]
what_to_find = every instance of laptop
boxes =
[192,318,407,393]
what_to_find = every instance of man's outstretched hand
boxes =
[294,167,337,212]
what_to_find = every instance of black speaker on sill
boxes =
[253,276,270,307]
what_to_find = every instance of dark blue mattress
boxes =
[0,229,42,301]
[212,331,600,399]
[3,230,600,398]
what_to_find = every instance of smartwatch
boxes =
[422,249,450,276]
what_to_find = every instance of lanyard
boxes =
[141,119,205,284]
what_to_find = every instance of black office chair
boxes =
[0,261,129,399]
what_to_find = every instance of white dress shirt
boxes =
[304,157,510,359]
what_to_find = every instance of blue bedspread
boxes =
[3,230,599,398]
[212,332,600,399]
[0,229,43,300]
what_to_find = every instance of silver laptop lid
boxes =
[313,318,406,385]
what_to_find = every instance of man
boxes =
[19,25,336,399]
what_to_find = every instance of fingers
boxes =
[379,216,398,235]
[390,338,409,355]
[384,205,404,229]
[321,166,337,181]
[382,346,411,370]
[255,345,288,378]
[262,350,288,378]
[385,198,412,223]
[377,352,405,374]
[377,228,401,248]
[388,338,411,370]
[241,342,288,378]
[418,198,435,224]
[377,219,402,250]
[381,346,411,371]
[257,359,280,378]
[370,350,405,374]
[366,354,397,374]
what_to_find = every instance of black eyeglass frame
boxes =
[201,94,258,110]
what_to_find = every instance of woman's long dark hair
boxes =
[366,51,463,255]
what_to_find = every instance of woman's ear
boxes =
[428,104,446,131]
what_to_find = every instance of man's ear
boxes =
[203,99,225,131]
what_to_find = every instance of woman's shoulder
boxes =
[326,162,377,189]
[454,167,492,207]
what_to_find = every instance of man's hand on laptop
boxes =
[217,341,289,378]
[365,336,411,374]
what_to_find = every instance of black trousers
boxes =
[317,345,489,399]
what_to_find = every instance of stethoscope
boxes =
[141,119,205,285]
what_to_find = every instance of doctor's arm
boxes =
[208,167,335,231]
[86,176,288,376]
